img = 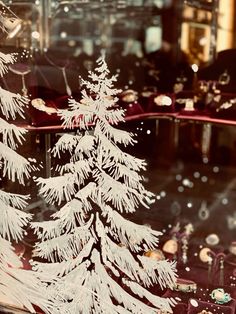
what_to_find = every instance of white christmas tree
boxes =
[32,53,177,314]
[0,51,53,313]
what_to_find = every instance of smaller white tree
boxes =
[0,52,53,313]
[32,53,177,314]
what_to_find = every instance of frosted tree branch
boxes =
[0,142,31,184]
[103,205,161,252]
[0,118,27,149]
[0,190,29,209]
[0,199,32,241]
[0,50,52,313]
[33,216,94,262]
[33,53,177,313]
[0,87,28,120]
[36,174,78,204]
[52,134,81,157]
[0,52,16,76]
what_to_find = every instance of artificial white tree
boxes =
[0,51,53,313]
[32,53,177,314]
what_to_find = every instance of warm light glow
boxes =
[191,64,199,73]
[217,0,234,51]
[181,21,211,63]
[31,31,40,39]
[64,6,69,13]
[199,37,207,46]
[60,31,67,38]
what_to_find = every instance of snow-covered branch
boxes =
[72,134,95,160]
[0,142,32,184]
[0,238,22,268]
[96,119,136,146]
[105,108,126,125]
[32,53,177,314]
[98,133,146,171]
[36,183,96,234]
[52,133,95,162]
[58,102,95,129]
[91,249,174,314]
[96,215,145,283]
[0,52,16,76]
[33,227,92,262]
[138,255,177,290]
[104,205,161,252]
[52,134,81,157]
[36,174,78,204]
[0,267,54,314]
[52,197,92,228]
[74,182,97,204]
[0,118,27,149]
[60,159,93,183]
[0,190,29,209]
[123,279,176,313]
[0,87,28,120]
[108,162,143,189]
[95,170,149,213]
[33,238,95,277]
[0,239,55,314]
[0,199,32,241]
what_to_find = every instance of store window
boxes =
[1,1,236,314]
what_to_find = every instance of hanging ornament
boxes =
[9,64,31,96]
[219,258,224,286]
[44,54,72,96]
[198,201,210,220]
[208,255,213,286]
[199,247,212,263]
[181,223,194,264]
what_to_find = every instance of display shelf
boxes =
[17,111,236,133]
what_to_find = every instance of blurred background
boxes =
[1,0,236,253]
[1,3,236,310]
[1,0,235,62]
